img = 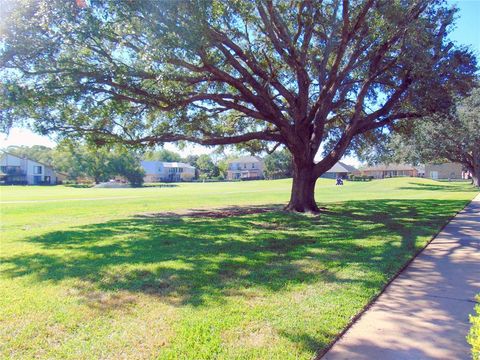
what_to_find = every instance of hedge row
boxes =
[348,174,374,182]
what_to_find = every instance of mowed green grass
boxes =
[1,178,478,359]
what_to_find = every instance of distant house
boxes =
[226,156,264,180]
[141,161,196,182]
[425,162,463,180]
[0,152,65,185]
[415,165,426,178]
[322,161,358,179]
[354,164,420,179]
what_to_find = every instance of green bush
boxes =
[63,183,93,188]
[469,295,480,360]
[348,174,372,182]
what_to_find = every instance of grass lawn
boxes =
[1,177,478,359]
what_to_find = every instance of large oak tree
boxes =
[0,0,476,212]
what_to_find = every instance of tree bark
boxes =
[285,162,320,213]
[472,148,480,188]
[472,174,479,187]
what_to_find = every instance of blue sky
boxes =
[1,0,479,163]
[449,0,480,56]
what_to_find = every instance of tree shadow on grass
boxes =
[3,198,474,357]
[2,199,469,311]
[399,181,478,193]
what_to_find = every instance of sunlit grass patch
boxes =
[0,178,478,359]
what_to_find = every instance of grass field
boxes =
[1,177,478,359]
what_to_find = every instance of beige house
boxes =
[227,156,264,180]
[425,162,463,180]
[354,164,419,179]
[141,161,196,182]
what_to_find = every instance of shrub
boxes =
[468,295,480,360]
[347,174,372,182]
[64,183,93,188]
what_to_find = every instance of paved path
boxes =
[322,193,480,360]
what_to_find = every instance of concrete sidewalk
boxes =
[322,193,480,360]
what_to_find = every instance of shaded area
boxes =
[139,204,279,219]
[399,181,478,193]
[1,198,473,357]
[2,199,468,308]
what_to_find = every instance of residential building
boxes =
[226,156,264,180]
[354,164,420,179]
[322,161,358,179]
[0,152,65,185]
[425,162,463,180]
[141,161,196,182]
[415,165,426,178]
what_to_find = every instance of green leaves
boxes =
[264,148,292,179]
[0,0,477,185]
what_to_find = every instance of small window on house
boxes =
[244,163,247,169]
[252,163,255,169]
[34,166,42,174]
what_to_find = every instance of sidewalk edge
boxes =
[315,192,480,360]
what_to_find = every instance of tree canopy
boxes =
[195,154,220,179]
[264,148,293,179]
[0,0,477,211]
[4,143,145,186]
[378,87,480,187]
[144,148,183,162]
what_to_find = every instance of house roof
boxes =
[141,160,195,174]
[326,161,358,173]
[162,162,195,169]
[0,151,57,170]
[358,163,417,172]
[227,156,263,163]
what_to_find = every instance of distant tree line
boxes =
[358,85,480,187]
[3,143,144,186]
[4,143,297,184]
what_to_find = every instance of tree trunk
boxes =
[284,162,320,213]
[472,148,480,188]
[472,173,479,187]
